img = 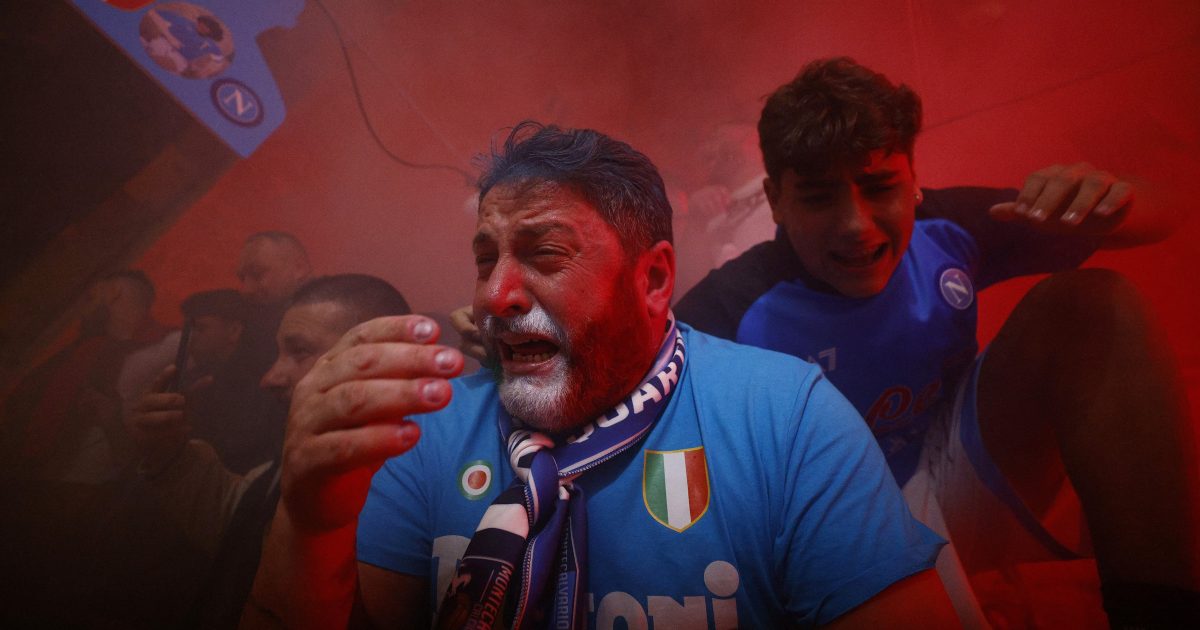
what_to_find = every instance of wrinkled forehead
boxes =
[475,179,598,230]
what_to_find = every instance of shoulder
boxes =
[681,325,839,428]
[683,325,817,381]
[675,238,796,340]
[917,186,1018,223]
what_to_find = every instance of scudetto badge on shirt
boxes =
[643,447,710,532]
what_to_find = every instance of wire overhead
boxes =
[312,0,473,183]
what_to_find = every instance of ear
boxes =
[763,176,784,226]
[639,241,675,320]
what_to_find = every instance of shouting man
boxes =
[246,122,956,628]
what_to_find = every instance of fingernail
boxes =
[1014,202,1030,215]
[1060,210,1080,224]
[1094,203,1114,216]
[435,350,457,372]
[396,424,418,444]
[422,380,447,404]
[413,320,434,341]
[1030,207,1047,221]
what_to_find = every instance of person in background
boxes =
[674,57,1199,628]
[127,273,412,628]
[1,269,166,483]
[236,231,313,379]
[176,288,283,475]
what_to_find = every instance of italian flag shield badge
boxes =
[643,447,710,532]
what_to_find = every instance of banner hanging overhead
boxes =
[72,0,304,157]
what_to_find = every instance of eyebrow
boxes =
[795,169,899,190]
[472,219,577,249]
[854,169,899,184]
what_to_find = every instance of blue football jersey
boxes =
[358,326,943,628]
[675,187,1100,485]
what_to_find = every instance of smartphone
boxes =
[168,318,192,393]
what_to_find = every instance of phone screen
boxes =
[169,318,192,393]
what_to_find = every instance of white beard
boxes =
[481,303,574,430]
[497,353,571,429]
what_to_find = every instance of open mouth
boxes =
[830,243,888,268]
[499,335,561,366]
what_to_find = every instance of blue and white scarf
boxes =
[436,317,686,629]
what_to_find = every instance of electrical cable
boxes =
[311,0,473,183]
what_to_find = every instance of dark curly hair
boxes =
[758,57,923,181]
[476,121,673,254]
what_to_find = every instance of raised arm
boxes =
[242,315,462,629]
[988,162,1178,248]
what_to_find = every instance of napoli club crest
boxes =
[643,447,710,532]
[938,267,974,310]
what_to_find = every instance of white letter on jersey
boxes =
[596,592,648,630]
[647,596,706,626]
[431,535,470,605]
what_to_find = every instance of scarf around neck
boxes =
[436,316,686,629]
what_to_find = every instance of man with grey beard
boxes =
[246,122,957,629]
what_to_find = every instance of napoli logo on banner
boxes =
[643,447,710,532]
[938,267,975,310]
[72,0,305,157]
[458,460,493,500]
[211,79,263,126]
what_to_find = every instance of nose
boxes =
[836,188,877,237]
[478,255,532,318]
[260,358,288,391]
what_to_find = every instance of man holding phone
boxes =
[125,273,412,627]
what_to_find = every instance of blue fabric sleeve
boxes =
[780,373,945,627]
[356,442,432,576]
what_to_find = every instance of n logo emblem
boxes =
[938,267,974,310]
[643,447,710,532]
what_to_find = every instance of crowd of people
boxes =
[2,57,1197,628]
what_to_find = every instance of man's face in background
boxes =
[237,239,308,306]
[260,301,352,403]
[188,314,243,373]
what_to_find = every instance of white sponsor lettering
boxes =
[647,596,706,626]
[436,540,740,628]
[432,534,470,609]
[591,561,740,629]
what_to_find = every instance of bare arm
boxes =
[242,315,463,629]
[822,569,959,629]
[355,563,430,628]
